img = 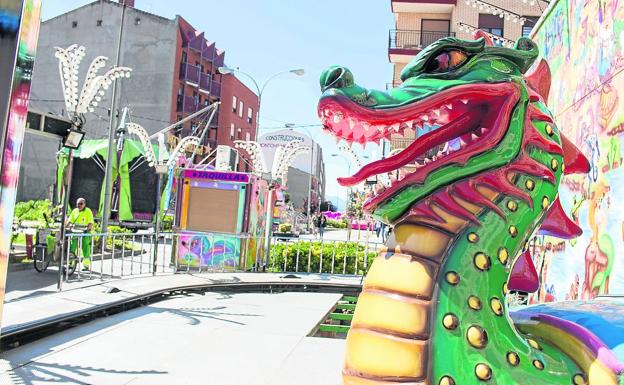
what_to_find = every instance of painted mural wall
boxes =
[532,0,624,301]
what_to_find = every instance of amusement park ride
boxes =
[318,31,624,385]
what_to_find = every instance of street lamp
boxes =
[331,153,369,210]
[217,66,304,142]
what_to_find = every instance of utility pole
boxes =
[102,2,127,233]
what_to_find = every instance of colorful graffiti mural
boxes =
[177,233,240,269]
[244,178,268,269]
[533,0,624,300]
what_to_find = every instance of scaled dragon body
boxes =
[318,33,624,385]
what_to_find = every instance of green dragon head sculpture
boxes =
[318,32,624,385]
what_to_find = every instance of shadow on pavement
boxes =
[0,292,262,384]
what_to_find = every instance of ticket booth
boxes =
[174,169,269,270]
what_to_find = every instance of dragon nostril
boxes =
[320,65,354,91]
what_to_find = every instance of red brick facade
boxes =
[217,74,259,171]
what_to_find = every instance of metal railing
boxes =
[268,236,384,276]
[57,231,386,290]
[389,29,455,51]
[59,231,177,290]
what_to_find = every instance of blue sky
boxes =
[41,0,395,201]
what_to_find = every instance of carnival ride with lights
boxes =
[318,30,624,385]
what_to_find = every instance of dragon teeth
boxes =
[333,114,342,123]
[460,98,469,105]
[348,118,356,129]
[471,133,479,141]
[446,103,453,110]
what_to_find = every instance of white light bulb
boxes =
[103,84,109,90]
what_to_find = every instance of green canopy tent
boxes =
[57,139,168,222]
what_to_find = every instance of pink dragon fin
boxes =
[561,134,590,175]
[473,30,494,46]
[538,198,582,239]
[508,249,540,293]
[525,59,551,100]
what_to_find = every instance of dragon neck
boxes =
[403,100,579,385]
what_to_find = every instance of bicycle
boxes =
[33,227,79,276]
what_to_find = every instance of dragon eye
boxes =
[426,50,468,73]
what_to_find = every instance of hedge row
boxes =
[268,240,377,275]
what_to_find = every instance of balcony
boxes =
[176,95,199,113]
[391,0,456,13]
[210,81,221,97]
[388,29,455,63]
[199,73,211,91]
[179,62,200,85]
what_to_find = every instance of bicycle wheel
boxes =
[62,252,78,277]
[33,246,50,273]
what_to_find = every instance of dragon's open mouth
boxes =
[318,82,520,210]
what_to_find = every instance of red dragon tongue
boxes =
[561,134,590,175]
[508,248,540,293]
[538,197,583,239]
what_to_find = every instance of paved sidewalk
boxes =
[2,269,362,336]
[0,290,347,384]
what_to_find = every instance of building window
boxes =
[238,101,243,118]
[247,107,253,124]
[478,14,504,37]
[421,19,450,46]
[245,132,250,141]
[134,17,141,25]
[96,19,102,26]
[182,51,187,63]
[204,99,209,106]
[522,16,539,37]
[237,128,242,140]
[72,21,78,28]
[232,96,237,113]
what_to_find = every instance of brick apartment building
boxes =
[217,74,259,172]
[23,0,258,200]
[387,0,548,151]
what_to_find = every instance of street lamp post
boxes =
[217,67,304,143]
[218,67,304,270]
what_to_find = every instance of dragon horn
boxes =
[473,29,494,46]
[561,134,590,175]
[525,59,551,100]
[538,197,583,239]
[508,248,540,293]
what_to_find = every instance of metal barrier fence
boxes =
[58,231,386,290]
[268,236,384,275]
[59,231,177,290]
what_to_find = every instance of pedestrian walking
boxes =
[316,214,327,238]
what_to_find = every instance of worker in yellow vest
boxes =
[66,197,94,270]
